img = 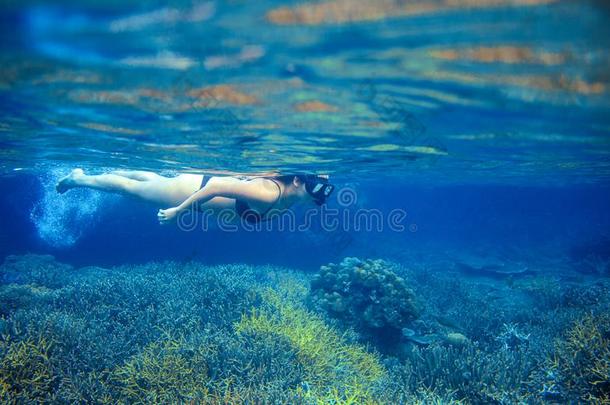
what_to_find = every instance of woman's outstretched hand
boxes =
[157,207,179,225]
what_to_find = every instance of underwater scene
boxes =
[1,0,610,403]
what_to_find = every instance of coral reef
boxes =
[445,332,470,347]
[390,342,538,403]
[496,323,530,350]
[539,313,610,403]
[111,335,210,403]
[0,253,608,404]
[236,287,385,402]
[0,254,74,287]
[309,257,419,340]
[0,284,54,316]
[0,334,57,402]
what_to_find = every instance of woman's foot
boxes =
[56,168,84,194]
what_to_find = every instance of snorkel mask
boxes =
[303,175,335,205]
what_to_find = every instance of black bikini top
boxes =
[235,177,282,224]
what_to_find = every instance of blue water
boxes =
[1,1,610,403]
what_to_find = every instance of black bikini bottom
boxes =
[200,175,210,190]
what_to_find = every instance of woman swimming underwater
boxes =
[56,169,335,224]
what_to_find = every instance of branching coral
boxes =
[0,254,74,288]
[392,342,537,403]
[310,257,419,340]
[111,333,211,404]
[496,322,530,350]
[511,275,563,310]
[0,254,608,404]
[0,284,53,316]
[548,313,610,403]
[236,287,386,402]
[0,334,57,402]
[206,330,304,403]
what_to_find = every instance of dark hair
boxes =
[274,174,335,205]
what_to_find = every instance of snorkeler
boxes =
[56,169,335,224]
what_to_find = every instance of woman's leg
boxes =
[109,170,165,182]
[56,169,202,206]
[57,169,137,192]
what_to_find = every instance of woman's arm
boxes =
[157,177,276,224]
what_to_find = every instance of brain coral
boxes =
[310,257,419,338]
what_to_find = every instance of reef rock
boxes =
[454,254,532,279]
[310,257,419,338]
[445,332,470,347]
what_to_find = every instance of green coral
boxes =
[236,287,386,403]
[111,333,210,404]
[548,313,610,403]
[1,254,608,404]
[0,334,57,402]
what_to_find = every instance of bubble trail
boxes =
[30,169,114,248]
